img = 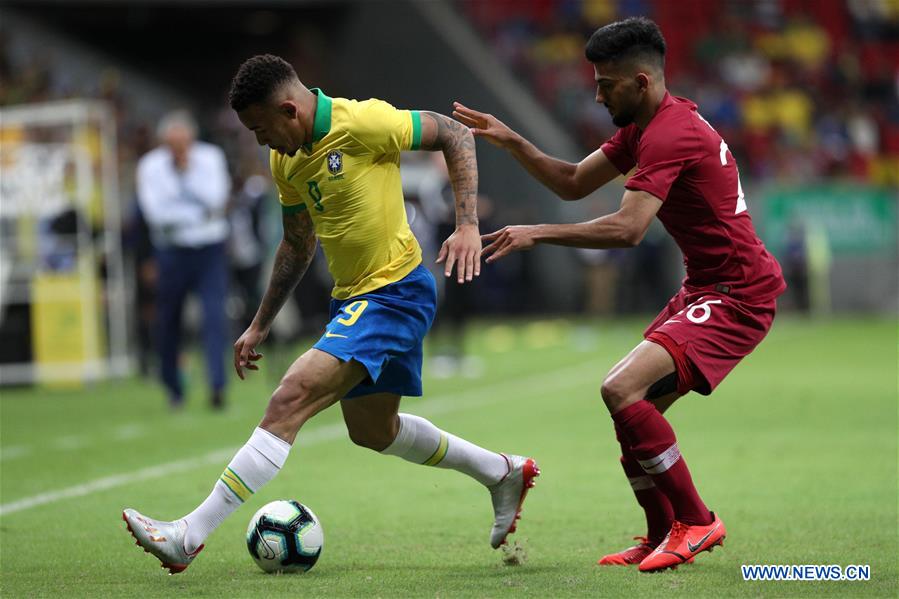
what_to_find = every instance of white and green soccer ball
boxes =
[246,499,323,573]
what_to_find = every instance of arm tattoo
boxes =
[421,111,479,226]
[254,210,317,330]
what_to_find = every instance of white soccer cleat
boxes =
[122,509,203,575]
[488,454,540,549]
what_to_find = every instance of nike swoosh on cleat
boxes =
[325,331,347,338]
[686,524,720,553]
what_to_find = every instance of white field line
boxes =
[0,332,597,460]
[0,445,31,461]
[0,359,602,517]
[52,435,88,451]
[112,424,145,441]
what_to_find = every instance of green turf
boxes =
[1,317,896,598]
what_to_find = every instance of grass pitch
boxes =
[1,316,896,598]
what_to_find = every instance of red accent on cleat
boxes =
[159,543,203,575]
[491,457,540,548]
[506,459,537,540]
[515,459,539,515]
[122,510,203,575]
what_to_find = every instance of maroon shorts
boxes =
[644,287,777,395]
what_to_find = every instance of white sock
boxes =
[380,413,508,486]
[181,427,291,552]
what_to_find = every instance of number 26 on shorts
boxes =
[686,299,722,323]
[668,298,723,325]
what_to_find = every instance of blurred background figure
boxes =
[136,109,231,410]
[782,221,811,313]
[429,193,504,378]
[226,172,268,334]
[402,153,507,378]
[123,196,158,378]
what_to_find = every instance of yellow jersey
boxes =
[270,89,423,299]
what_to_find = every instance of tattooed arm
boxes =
[419,111,481,283]
[233,209,317,379]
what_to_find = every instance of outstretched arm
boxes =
[234,209,317,378]
[453,102,620,200]
[480,189,663,263]
[419,111,480,283]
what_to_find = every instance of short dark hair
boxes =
[584,17,666,70]
[228,54,298,112]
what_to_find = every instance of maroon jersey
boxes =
[601,92,785,302]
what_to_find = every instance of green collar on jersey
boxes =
[303,88,332,152]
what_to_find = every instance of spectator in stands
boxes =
[136,110,231,410]
[459,0,897,187]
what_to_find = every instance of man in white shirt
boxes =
[137,110,231,409]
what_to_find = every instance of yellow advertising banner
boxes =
[30,269,102,386]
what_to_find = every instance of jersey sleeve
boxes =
[348,99,422,154]
[270,150,307,214]
[600,128,636,174]
[624,121,697,202]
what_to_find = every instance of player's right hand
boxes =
[233,325,268,380]
[452,102,516,148]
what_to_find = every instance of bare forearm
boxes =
[443,139,479,226]
[253,238,315,330]
[424,112,479,226]
[506,134,580,200]
[533,215,638,249]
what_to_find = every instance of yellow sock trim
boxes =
[422,433,449,467]
[220,467,253,502]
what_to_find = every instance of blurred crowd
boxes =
[2,2,895,392]
[459,0,899,186]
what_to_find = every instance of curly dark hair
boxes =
[228,54,298,112]
[584,17,666,69]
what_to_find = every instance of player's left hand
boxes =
[480,226,538,263]
[437,223,481,284]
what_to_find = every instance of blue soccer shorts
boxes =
[313,264,437,398]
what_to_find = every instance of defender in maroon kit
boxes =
[453,16,785,572]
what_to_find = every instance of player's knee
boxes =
[346,415,398,452]
[347,427,393,452]
[266,375,321,425]
[601,373,636,412]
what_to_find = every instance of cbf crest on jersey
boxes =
[326,150,343,175]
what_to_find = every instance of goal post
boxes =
[0,99,132,385]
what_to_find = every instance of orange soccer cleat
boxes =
[598,536,695,566]
[638,512,725,572]
[597,537,656,566]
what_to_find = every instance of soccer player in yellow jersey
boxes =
[123,54,539,574]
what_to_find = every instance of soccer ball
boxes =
[246,499,323,573]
